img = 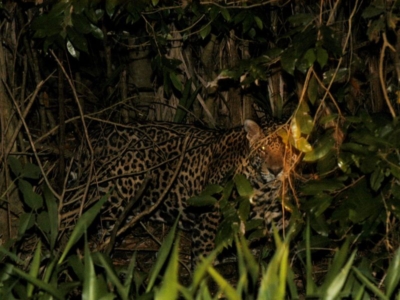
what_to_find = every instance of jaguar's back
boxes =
[68,119,293,262]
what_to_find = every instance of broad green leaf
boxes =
[362,5,385,19]
[297,48,316,73]
[200,24,211,39]
[90,24,104,39]
[152,0,159,6]
[301,180,345,195]
[316,47,328,68]
[295,102,313,134]
[187,195,217,207]
[238,197,250,221]
[295,137,313,153]
[72,13,93,34]
[254,16,263,29]
[220,8,231,21]
[37,211,50,234]
[21,163,41,179]
[234,174,253,198]
[320,25,342,56]
[7,156,22,177]
[67,27,88,53]
[19,179,43,210]
[66,40,79,58]
[287,13,314,26]
[323,68,348,84]
[370,168,384,191]
[307,76,318,104]
[200,184,224,196]
[281,48,297,75]
[169,72,183,92]
[303,134,335,162]
[18,213,35,236]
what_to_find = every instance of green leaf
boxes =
[152,0,159,6]
[323,68,349,84]
[18,213,35,236]
[362,5,385,19]
[27,240,42,298]
[7,156,22,177]
[19,179,43,210]
[169,72,183,92]
[37,211,50,234]
[316,47,328,68]
[58,193,108,264]
[220,8,231,21]
[303,134,335,162]
[72,13,93,34]
[281,48,297,75]
[66,40,79,58]
[21,163,41,179]
[295,102,313,134]
[287,13,314,26]
[155,236,179,300]
[254,16,263,29]
[200,184,224,196]
[43,185,58,251]
[93,252,127,299]
[67,27,88,53]
[385,247,400,298]
[322,251,356,300]
[146,217,179,292]
[200,24,211,39]
[187,195,217,207]
[307,76,318,105]
[82,241,100,300]
[238,197,250,221]
[301,179,345,195]
[11,265,65,299]
[297,48,316,73]
[370,168,384,191]
[295,137,313,153]
[233,174,253,198]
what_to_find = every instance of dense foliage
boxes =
[1,0,400,298]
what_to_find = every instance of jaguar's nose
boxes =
[268,167,283,176]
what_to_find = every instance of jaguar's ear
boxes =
[244,119,262,143]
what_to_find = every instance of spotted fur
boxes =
[69,119,293,263]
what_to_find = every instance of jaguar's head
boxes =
[244,119,293,183]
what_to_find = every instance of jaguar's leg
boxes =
[191,211,220,268]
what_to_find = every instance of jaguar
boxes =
[67,119,294,264]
